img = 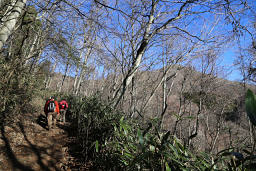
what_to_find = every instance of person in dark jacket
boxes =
[59,99,68,123]
[44,96,60,129]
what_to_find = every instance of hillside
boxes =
[0,77,255,170]
[47,66,256,154]
[1,0,256,170]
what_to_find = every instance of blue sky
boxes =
[221,48,240,81]
[217,0,256,82]
[40,0,255,83]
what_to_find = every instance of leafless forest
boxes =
[1,0,256,170]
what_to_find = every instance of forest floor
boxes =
[0,112,86,171]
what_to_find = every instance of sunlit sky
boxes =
[49,0,255,83]
[221,48,239,81]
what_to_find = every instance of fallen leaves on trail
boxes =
[0,113,71,171]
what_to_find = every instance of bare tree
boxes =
[93,0,244,110]
[73,24,97,95]
[0,0,27,50]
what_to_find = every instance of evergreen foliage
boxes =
[246,89,256,126]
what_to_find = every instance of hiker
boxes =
[44,96,60,129]
[59,99,68,123]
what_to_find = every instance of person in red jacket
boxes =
[59,99,68,123]
[44,96,60,129]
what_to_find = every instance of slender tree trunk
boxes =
[45,60,57,89]
[187,102,192,148]
[172,80,185,136]
[188,98,202,145]
[75,69,84,95]
[159,73,176,130]
[29,45,43,73]
[73,26,96,94]
[162,59,167,114]
[0,0,27,50]
[74,46,92,95]
[73,39,86,93]
[113,1,159,108]
[27,34,40,72]
[25,34,38,60]
[130,76,136,117]
[59,62,70,92]
[73,54,83,94]
[91,65,96,95]
[7,40,13,59]
[113,39,148,108]
[25,33,39,65]
[66,66,72,91]
[73,66,80,94]
[141,66,176,113]
[209,106,225,152]
[100,66,106,91]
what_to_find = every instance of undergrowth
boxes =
[61,94,256,170]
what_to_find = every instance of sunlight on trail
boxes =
[0,113,70,171]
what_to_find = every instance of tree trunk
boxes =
[75,68,85,95]
[141,65,176,113]
[29,43,43,73]
[172,74,187,136]
[73,66,80,93]
[58,62,70,92]
[73,49,84,94]
[188,98,202,144]
[26,33,41,72]
[113,39,149,108]
[45,60,57,89]
[25,33,39,64]
[162,63,167,114]
[130,76,136,117]
[73,27,96,94]
[113,1,158,108]
[74,46,92,95]
[209,106,225,152]
[0,0,27,50]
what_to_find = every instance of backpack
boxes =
[48,100,55,112]
[60,103,65,109]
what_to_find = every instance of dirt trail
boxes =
[0,112,73,171]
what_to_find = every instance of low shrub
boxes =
[64,95,122,163]
[95,117,215,170]
[64,92,256,170]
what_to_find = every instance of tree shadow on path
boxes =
[0,125,34,171]
[18,121,60,171]
[0,112,66,171]
[36,113,48,130]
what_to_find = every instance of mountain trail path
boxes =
[0,112,77,171]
